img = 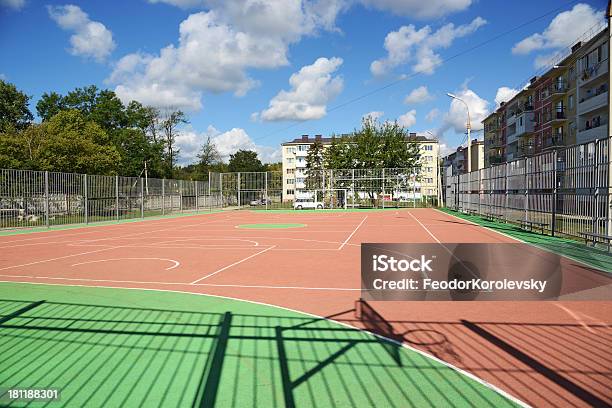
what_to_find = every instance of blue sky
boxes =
[0,0,607,163]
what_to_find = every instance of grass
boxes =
[0,282,519,407]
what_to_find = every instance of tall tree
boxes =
[36,92,66,122]
[0,80,33,132]
[305,139,324,189]
[228,150,264,172]
[37,110,121,175]
[323,134,353,170]
[160,109,188,176]
[197,136,221,175]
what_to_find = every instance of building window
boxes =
[296,178,305,183]
[286,189,294,195]
[568,94,574,110]
[298,145,309,151]
[286,169,294,175]
[287,158,294,164]
[286,179,294,185]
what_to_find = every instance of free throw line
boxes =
[190,245,276,284]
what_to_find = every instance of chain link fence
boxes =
[445,137,612,238]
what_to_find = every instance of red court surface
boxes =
[1,208,611,407]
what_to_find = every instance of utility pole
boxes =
[447,93,472,173]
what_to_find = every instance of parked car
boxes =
[249,198,271,206]
[293,199,323,210]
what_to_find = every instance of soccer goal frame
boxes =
[294,189,348,209]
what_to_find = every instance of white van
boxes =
[293,199,323,210]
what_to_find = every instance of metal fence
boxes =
[0,169,289,230]
[1,166,439,230]
[296,167,438,208]
[445,137,612,238]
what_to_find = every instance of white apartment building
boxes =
[281,133,440,201]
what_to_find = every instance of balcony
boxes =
[551,81,568,95]
[543,135,564,149]
[487,138,504,148]
[544,109,567,124]
[579,87,608,115]
[521,103,534,112]
[578,61,608,86]
[518,143,535,157]
[485,124,498,133]
[577,121,608,144]
[489,154,505,164]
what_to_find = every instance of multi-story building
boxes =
[576,29,609,144]
[442,139,485,176]
[483,25,608,164]
[281,133,439,201]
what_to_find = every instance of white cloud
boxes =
[404,86,433,104]
[443,86,489,133]
[175,125,280,164]
[108,2,345,111]
[148,0,202,8]
[359,0,471,19]
[512,4,605,67]
[425,108,439,122]
[397,109,417,128]
[258,57,344,121]
[47,5,115,62]
[1,0,25,10]
[533,52,562,70]
[371,17,486,76]
[362,111,384,121]
[494,86,519,108]
[438,142,454,157]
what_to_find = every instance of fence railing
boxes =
[445,137,612,238]
[1,166,440,230]
[0,170,288,230]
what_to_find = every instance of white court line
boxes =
[338,216,367,250]
[406,211,443,243]
[190,245,276,284]
[554,304,610,333]
[0,279,530,408]
[68,243,262,250]
[154,238,259,247]
[0,246,120,271]
[71,257,180,271]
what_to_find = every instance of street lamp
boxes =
[447,92,472,173]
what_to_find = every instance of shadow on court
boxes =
[350,300,612,408]
[0,298,516,408]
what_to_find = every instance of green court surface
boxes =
[0,283,518,407]
[440,208,612,273]
[236,223,306,229]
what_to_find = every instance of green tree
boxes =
[37,110,120,175]
[228,150,264,172]
[197,136,221,176]
[0,80,33,132]
[265,162,282,172]
[305,139,324,189]
[36,92,66,122]
[160,110,188,176]
[323,135,353,169]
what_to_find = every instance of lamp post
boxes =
[447,93,472,173]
